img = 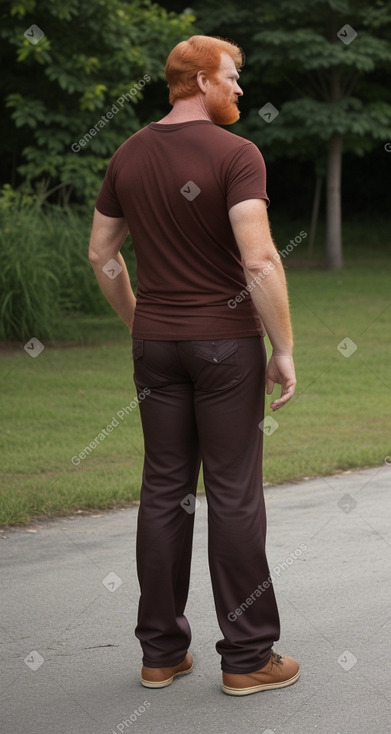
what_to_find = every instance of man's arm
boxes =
[228,198,296,410]
[88,208,136,332]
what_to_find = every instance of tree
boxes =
[0,0,195,205]
[192,0,391,268]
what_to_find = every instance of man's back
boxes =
[96,120,269,339]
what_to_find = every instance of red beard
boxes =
[206,85,240,125]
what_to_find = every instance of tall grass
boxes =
[0,206,136,342]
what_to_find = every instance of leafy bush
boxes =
[1,0,194,206]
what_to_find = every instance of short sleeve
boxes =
[95,153,124,218]
[225,142,269,212]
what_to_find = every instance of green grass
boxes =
[0,337,142,526]
[0,206,137,341]
[265,260,391,481]
[1,240,390,526]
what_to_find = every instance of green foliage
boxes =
[193,0,391,266]
[195,0,391,158]
[0,200,137,341]
[1,0,195,205]
[0,207,62,341]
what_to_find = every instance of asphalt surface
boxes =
[2,464,391,734]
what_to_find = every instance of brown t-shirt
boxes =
[95,120,269,339]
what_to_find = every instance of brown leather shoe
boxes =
[141,652,193,689]
[222,651,300,696]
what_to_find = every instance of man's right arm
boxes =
[228,198,296,410]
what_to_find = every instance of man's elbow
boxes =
[88,246,102,268]
[240,240,279,275]
[242,252,279,276]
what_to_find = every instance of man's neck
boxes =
[156,97,213,124]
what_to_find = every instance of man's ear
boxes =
[196,69,209,94]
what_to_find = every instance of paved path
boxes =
[2,464,390,734]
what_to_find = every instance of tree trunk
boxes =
[308,173,323,257]
[325,132,343,269]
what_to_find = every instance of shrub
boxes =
[0,194,136,341]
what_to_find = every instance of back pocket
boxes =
[192,339,238,363]
[132,338,144,360]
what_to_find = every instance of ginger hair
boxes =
[165,35,244,105]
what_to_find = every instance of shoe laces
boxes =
[271,651,283,665]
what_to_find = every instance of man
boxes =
[89,34,300,696]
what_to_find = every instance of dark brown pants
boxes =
[132,336,280,674]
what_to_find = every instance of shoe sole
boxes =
[222,667,300,696]
[141,662,194,689]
